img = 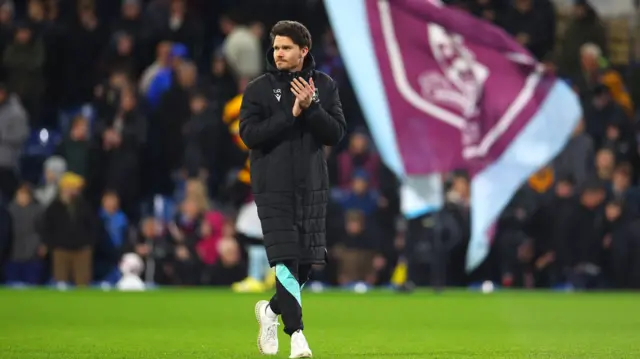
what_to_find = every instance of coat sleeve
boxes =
[239,80,294,149]
[303,79,347,146]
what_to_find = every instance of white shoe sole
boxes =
[290,351,313,358]
[255,301,277,356]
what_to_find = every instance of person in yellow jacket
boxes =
[580,43,634,118]
[223,93,276,292]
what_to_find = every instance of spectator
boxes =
[144,42,187,109]
[42,172,98,287]
[97,86,146,219]
[197,208,227,268]
[159,0,203,62]
[183,90,217,178]
[33,155,66,207]
[139,40,171,95]
[3,23,45,127]
[153,61,197,183]
[93,70,131,130]
[167,195,205,285]
[0,83,29,200]
[337,129,381,190]
[502,0,555,60]
[0,0,14,79]
[527,175,577,288]
[207,235,245,286]
[332,169,381,216]
[208,49,238,108]
[220,13,263,81]
[64,0,109,107]
[566,180,607,289]
[111,0,144,43]
[553,118,595,188]
[557,0,607,81]
[5,183,44,285]
[56,115,91,179]
[595,147,615,183]
[130,216,170,284]
[609,162,640,212]
[95,190,129,283]
[602,120,637,165]
[604,199,640,289]
[26,0,48,44]
[583,84,629,149]
[468,0,504,26]
[578,43,634,118]
[334,210,385,286]
[32,0,66,127]
[100,31,138,81]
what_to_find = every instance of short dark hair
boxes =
[270,20,312,50]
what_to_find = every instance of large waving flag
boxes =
[325,0,581,272]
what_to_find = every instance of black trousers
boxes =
[268,260,312,335]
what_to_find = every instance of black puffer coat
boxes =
[239,51,346,265]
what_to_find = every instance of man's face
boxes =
[592,93,610,109]
[352,177,368,194]
[605,203,622,221]
[555,181,573,198]
[273,35,307,71]
[581,189,604,209]
[122,3,140,19]
[16,28,31,44]
[596,150,614,170]
[28,1,45,20]
[612,171,630,190]
[349,134,368,154]
[102,194,120,214]
[515,0,531,12]
[0,7,11,24]
[190,96,206,114]
[157,42,171,63]
[70,119,88,140]
[178,66,196,87]
[581,53,597,72]
[117,35,133,55]
[120,90,136,111]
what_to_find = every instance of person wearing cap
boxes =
[144,42,188,109]
[41,172,99,287]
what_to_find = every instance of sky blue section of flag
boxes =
[466,80,581,271]
[325,0,403,177]
[275,263,301,306]
[325,0,443,218]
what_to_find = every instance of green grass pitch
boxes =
[1,289,639,358]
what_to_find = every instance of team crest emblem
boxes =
[312,88,320,103]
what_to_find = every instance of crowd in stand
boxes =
[0,0,638,290]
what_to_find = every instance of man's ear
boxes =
[301,47,309,58]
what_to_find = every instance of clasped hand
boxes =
[291,77,315,117]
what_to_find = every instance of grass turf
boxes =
[0,289,639,358]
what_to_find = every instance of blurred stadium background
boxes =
[0,0,640,357]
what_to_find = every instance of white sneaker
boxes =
[289,330,312,358]
[255,300,279,355]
